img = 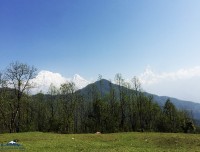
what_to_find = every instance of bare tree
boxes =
[131,76,141,96]
[4,61,37,132]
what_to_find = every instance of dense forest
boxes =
[0,62,196,134]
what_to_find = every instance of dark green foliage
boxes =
[0,67,197,133]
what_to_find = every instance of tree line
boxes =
[0,62,196,133]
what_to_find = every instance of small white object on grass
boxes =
[8,141,16,144]
[95,132,101,134]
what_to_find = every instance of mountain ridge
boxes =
[78,79,200,120]
[29,71,200,120]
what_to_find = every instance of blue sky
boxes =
[1,0,200,101]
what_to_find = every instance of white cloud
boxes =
[139,66,200,85]
[30,70,69,94]
[138,66,200,102]
[30,70,90,94]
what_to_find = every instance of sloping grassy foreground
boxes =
[0,132,200,152]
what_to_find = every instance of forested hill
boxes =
[78,79,200,120]
[0,78,199,133]
[77,79,122,96]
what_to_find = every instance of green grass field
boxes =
[0,132,200,152]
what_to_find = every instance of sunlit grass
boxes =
[0,132,200,152]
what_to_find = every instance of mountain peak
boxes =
[73,74,84,81]
[72,74,90,89]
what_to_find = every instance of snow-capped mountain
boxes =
[30,70,90,94]
[72,74,90,89]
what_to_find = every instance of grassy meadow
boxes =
[0,132,200,152]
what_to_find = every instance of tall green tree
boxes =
[131,76,144,130]
[59,82,76,133]
[107,80,120,132]
[32,93,48,132]
[115,73,126,131]
[0,73,11,133]
[47,84,60,132]
[163,99,178,132]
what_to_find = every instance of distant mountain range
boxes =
[30,71,200,121]
[147,93,200,120]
